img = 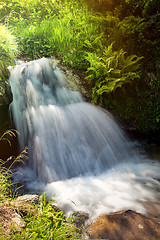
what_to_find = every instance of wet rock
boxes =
[85,210,160,240]
[11,201,36,217]
[0,206,26,234]
[16,194,39,204]
[143,201,160,223]
[5,195,39,217]
[50,57,92,101]
[1,196,37,218]
[71,211,89,233]
[0,81,13,106]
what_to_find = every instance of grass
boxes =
[2,0,103,69]
[5,194,80,239]
[0,130,20,202]
[0,24,18,81]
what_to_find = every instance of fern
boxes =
[85,43,143,104]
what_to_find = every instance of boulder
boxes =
[0,195,38,235]
[0,206,26,234]
[16,194,39,204]
[85,210,160,240]
[11,194,39,217]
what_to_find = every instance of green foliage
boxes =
[21,194,79,240]
[140,68,160,131]
[86,43,142,104]
[0,0,102,69]
[105,64,160,133]
[0,130,15,202]
[0,130,24,202]
[6,193,80,240]
[84,0,146,16]
[83,0,160,133]
[0,24,18,81]
[143,0,160,17]
[0,189,79,240]
[0,160,12,202]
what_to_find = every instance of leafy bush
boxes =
[0,25,18,81]
[85,43,142,104]
[83,0,160,134]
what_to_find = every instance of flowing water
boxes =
[9,58,160,221]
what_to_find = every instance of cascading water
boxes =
[9,58,160,221]
[9,58,137,182]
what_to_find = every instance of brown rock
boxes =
[16,194,39,204]
[85,210,160,240]
[0,206,26,234]
[0,195,37,218]
[11,200,36,217]
[4,194,38,217]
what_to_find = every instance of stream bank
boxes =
[1,194,160,239]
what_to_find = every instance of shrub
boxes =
[85,43,143,104]
[0,25,18,81]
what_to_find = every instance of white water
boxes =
[9,58,160,221]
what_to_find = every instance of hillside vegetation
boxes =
[0,24,18,81]
[0,0,160,136]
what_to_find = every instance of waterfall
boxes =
[9,58,160,220]
[9,58,137,182]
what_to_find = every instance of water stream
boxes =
[9,58,160,221]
